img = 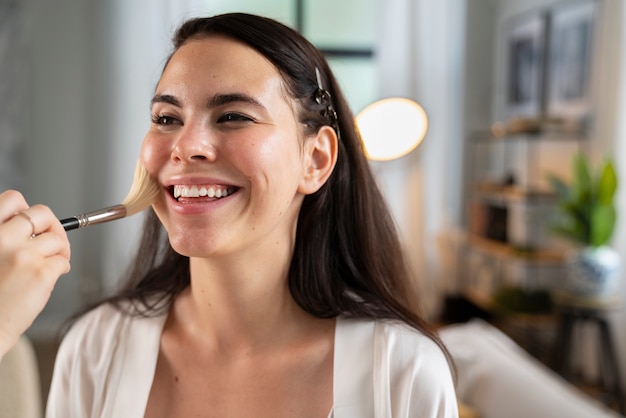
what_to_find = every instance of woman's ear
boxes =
[298,126,338,195]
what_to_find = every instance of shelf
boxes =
[470,131,587,143]
[472,183,556,203]
[464,288,556,324]
[468,235,566,264]
[463,288,557,365]
[468,120,588,142]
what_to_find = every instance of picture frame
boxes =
[546,0,597,121]
[505,12,548,120]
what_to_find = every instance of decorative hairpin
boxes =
[314,67,340,139]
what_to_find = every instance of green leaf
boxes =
[591,204,616,247]
[551,224,585,243]
[572,153,592,200]
[597,161,617,206]
[547,175,571,200]
[546,153,618,247]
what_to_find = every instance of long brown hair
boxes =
[102,13,449,361]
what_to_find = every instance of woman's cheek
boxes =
[140,136,163,177]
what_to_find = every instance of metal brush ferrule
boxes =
[76,205,127,227]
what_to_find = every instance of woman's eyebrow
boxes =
[151,94,181,107]
[208,93,264,109]
[150,92,265,110]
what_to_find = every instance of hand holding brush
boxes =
[0,161,157,359]
[60,161,159,231]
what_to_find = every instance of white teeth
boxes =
[173,185,232,199]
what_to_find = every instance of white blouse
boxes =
[46,303,458,418]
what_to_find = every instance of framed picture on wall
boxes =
[505,13,547,120]
[546,0,597,121]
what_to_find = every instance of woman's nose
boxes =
[171,123,217,163]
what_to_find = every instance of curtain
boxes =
[375,0,467,319]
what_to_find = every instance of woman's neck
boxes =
[171,253,312,353]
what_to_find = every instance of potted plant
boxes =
[547,153,620,296]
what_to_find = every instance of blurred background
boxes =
[2,0,626,415]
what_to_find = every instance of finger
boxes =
[20,204,63,236]
[52,254,71,277]
[0,213,36,247]
[29,230,72,261]
[40,206,69,242]
[2,210,38,242]
[0,190,29,223]
[14,212,36,238]
[35,254,72,281]
[26,205,70,260]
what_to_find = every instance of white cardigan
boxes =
[46,303,458,418]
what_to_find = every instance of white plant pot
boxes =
[565,245,621,296]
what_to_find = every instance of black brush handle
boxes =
[60,217,80,231]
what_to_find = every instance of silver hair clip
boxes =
[314,67,340,139]
[315,67,324,91]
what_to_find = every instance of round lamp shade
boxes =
[356,98,428,161]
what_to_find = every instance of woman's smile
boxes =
[172,184,237,201]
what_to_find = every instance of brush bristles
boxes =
[120,161,160,217]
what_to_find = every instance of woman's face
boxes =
[141,35,316,258]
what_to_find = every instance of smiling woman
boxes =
[45,13,458,418]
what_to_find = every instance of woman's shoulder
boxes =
[69,301,127,328]
[373,318,451,371]
[59,301,167,359]
[376,318,445,350]
[336,316,452,381]
[338,316,446,357]
[47,301,168,416]
[335,317,458,417]
[64,302,133,342]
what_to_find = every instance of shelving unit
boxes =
[461,128,587,300]
[450,127,587,362]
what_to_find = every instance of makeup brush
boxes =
[60,161,160,231]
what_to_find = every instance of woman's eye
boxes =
[217,113,253,123]
[151,114,179,126]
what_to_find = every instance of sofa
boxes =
[441,319,624,418]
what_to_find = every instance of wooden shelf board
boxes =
[464,288,556,327]
[473,183,556,202]
[468,235,566,264]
